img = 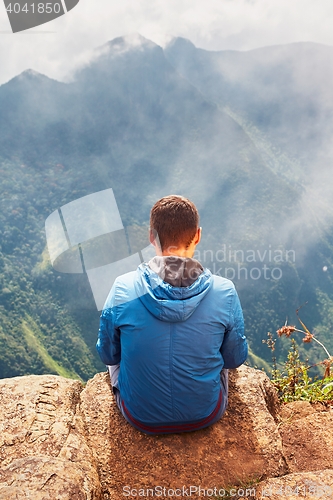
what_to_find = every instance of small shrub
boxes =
[264,305,333,403]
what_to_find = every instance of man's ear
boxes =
[194,227,202,245]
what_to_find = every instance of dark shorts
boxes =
[107,365,229,434]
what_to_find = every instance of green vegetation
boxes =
[0,157,104,380]
[21,317,80,379]
[264,307,333,403]
[246,349,271,373]
[2,38,333,382]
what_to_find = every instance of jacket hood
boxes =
[134,257,213,322]
[149,256,204,287]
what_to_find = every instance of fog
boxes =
[2,24,333,373]
[1,0,333,84]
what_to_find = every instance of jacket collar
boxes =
[148,256,204,287]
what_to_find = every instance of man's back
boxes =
[97,256,247,433]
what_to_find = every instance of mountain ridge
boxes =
[1,34,333,379]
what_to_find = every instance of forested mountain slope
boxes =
[1,34,332,379]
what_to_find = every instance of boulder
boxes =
[254,470,333,500]
[79,365,287,499]
[2,365,316,499]
[0,375,101,499]
[279,400,333,472]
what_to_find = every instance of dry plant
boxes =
[264,303,333,403]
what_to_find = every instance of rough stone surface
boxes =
[79,365,287,499]
[3,366,333,498]
[0,375,101,499]
[279,400,333,473]
[254,470,333,499]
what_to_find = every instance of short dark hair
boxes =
[150,195,199,252]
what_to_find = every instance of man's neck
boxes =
[150,227,201,260]
[160,249,194,259]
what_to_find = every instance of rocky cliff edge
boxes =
[1,366,333,499]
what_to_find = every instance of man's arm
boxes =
[96,283,121,366]
[220,287,248,369]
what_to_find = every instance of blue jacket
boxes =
[96,257,248,432]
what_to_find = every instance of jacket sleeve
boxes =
[220,287,248,369]
[96,283,121,366]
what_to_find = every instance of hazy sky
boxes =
[0,0,332,84]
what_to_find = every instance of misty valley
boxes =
[1,34,333,379]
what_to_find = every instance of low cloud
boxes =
[0,0,333,85]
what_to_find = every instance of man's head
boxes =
[149,195,201,257]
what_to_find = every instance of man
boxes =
[96,195,248,434]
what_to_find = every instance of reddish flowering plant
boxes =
[277,325,296,338]
[265,304,333,402]
[303,333,314,344]
[276,303,332,381]
[277,304,331,356]
[322,358,333,378]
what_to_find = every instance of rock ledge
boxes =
[1,366,333,499]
